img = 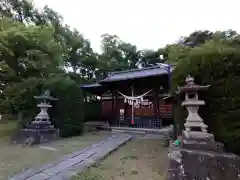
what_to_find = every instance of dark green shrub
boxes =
[172,41,240,154]
[1,77,43,121]
[2,73,84,137]
[84,100,101,122]
[45,75,84,137]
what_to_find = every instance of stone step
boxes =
[110,126,172,134]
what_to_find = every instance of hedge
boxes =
[84,100,101,122]
[45,75,84,137]
[172,41,240,154]
[3,74,85,138]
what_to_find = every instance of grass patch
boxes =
[120,154,138,160]
[72,139,168,180]
[0,130,111,180]
[91,163,108,170]
[0,119,18,143]
[131,170,138,175]
[73,172,103,180]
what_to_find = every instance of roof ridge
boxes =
[111,65,162,75]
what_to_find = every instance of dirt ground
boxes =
[0,130,111,180]
[73,139,168,180]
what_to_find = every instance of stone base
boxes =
[183,130,214,141]
[27,120,54,129]
[13,127,59,146]
[182,130,224,152]
[168,145,240,180]
[182,139,224,153]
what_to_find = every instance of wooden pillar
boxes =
[131,85,135,126]
[155,89,161,124]
[114,91,117,126]
[153,89,161,128]
[123,97,127,122]
[111,90,118,126]
[83,90,87,121]
[111,91,114,126]
[100,95,102,121]
[158,92,162,127]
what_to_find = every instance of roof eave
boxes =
[100,72,169,83]
[80,83,102,88]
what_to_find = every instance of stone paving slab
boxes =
[10,135,117,180]
[52,134,132,179]
[25,173,50,180]
[10,133,132,180]
[47,175,65,180]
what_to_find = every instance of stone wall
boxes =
[168,144,240,180]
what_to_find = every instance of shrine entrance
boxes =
[81,66,173,129]
[115,88,161,129]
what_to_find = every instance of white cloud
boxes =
[33,0,240,52]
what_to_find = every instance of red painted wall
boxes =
[101,98,172,119]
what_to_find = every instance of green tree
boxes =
[61,27,95,75]
[171,33,240,154]
[0,0,36,23]
[99,34,141,71]
[0,0,63,26]
[0,17,62,113]
[0,2,91,136]
[45,75,84,137]
[178,30,213,47]
[140,49,162,67]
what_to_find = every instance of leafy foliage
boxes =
[84,101,101,122]
[171,34,240,154]
[0,0,161,138]
[178,30,213,47]
[99,34,140,71]
[45,75,84,137]
[0,17,62,114]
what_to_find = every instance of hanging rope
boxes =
[116,89,153,100]
[117,89,153,125]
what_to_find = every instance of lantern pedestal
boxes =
[13,90,59,146]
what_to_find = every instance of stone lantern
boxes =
[29,90,57,129]
[179,75,209,133]
[179,75,223,151]
[16,90,59,145]
[167,75,240,180]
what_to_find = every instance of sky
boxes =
[33,0,240,52]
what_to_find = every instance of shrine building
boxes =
[80,65,173,129]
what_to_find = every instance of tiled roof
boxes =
[80,83,105,95]
[80,83,102,88]
[100,65,173,83]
